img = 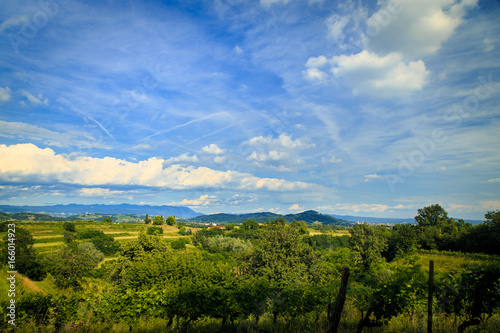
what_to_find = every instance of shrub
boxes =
[147,226,164,235]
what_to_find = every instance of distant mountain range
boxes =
[0,204,484,225]
[327,214,483,225]
[0,204,202,219]
[187,210,353,226]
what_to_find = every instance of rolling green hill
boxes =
[187,210,352,226]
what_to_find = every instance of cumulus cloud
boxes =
[171,194,220,207]
[19,90,49,106]
[0,143,314,192]
[305,0,477,97]
[245,134,315,171]
[331,51,429,96]
[201,144,226,155]
[289,203,303,211]
[0,87,12,102]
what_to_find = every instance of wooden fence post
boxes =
[428,260,434,333]
[328,266,350,333]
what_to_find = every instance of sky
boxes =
[0,0,499,220]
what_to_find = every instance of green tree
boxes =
[348,223,388,271]
[63,222,76,232]
[45,243,103,288]
[414,204,449,228]
[388,223,418,257]
[144,214,151,224]
[225,223,235,231]
[153,215,164,225]
[147,226,163,235]
[1,226,45,280]
[100,217,113,224]
[241,219,259,230]
[290,220,309,235]
[166,215,176,226]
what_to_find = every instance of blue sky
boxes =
[0,0,499,219]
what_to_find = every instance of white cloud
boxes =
[201,144,226,155]
[0,120,110,149]
[234,45,243,54]
[289,203,303,211]
[0,87,11,102]
[78,187,135,199]
[171,194,220,207]
[486,178,500,183]
[331,51,429,96]
[364,173,384,182]
[335,203,390,213]
[19,90,49,106]
[326,13,349,42]
[246,133,314,150]
[366,0,478,58]
[245,134,315,171]
[163,153,199,165]
[214,156,226,164]
[0,143,314,192]
[305,0,477,97]
[303,67,328,81]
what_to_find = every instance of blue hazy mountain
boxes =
[0,204,202,219]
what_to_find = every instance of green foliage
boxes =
[166,215,176,225]
[144,213,151,224]
[241,219,260,230]
[63,230,76,243]
[302,234,349,251]
[146,226,163,235]
[17,293,54,325]
[244,218,314,284]
[437,262,500,332]
[387,223,418,259]
[63,222,76,232]
[76,229,120,255]
[225,223,236,231]
[169,237,190,250]
[353,258,427,331]
[349,223,389,270]
[206,235,252,254]
[290,220,309,235]
[120,232,169,261]
[191,227,225,247]
[152,215,164,225]
[45,243,103,288]
[1,225,46,280]
[100,217,113,223]
[415,204,449,227]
